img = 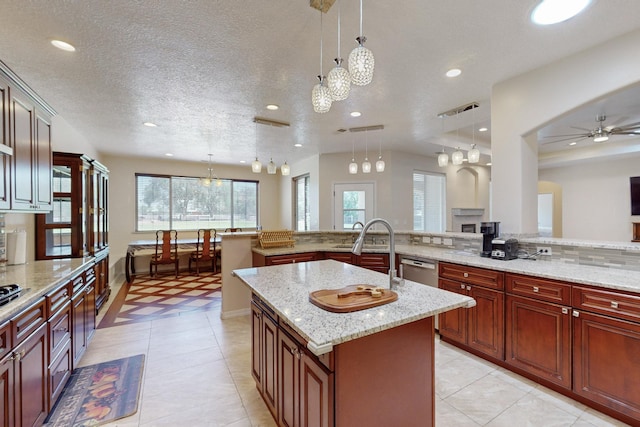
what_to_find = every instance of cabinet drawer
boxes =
[358,253,389,271]
[48,339,72,409]
[0,320,9,358]
[71,273,85,295]
[11,298,46,345]
[324,252,355,264]
[506,274,571,305]
[49,301,71,360]
[266,252,317,265]
[46,281,72,318]
[573,286,640,323]
[439,262,504,290]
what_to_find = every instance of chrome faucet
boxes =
[351,218,404,290]
[352,221,365,230]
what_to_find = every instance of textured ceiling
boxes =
[0,1,639,167]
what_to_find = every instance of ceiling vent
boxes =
[437,102,479,118]
[253,117,290,127]
[348,124,384,133]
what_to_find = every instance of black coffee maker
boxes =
[480,221,500,257]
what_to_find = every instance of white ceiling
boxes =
[1,1,639,168]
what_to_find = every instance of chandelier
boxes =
[200,154,222,187]
[349,0,374,86]
[327,0,350,101]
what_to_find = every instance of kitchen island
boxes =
[233,259,475,427]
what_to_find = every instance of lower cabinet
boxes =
[72,278,96,369]
[15,322,49,427]
[252,295,334,427]
[438,263,505,363]
[94,251,110,314]
[264,253,319,266]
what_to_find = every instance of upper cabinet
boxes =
[0,60,55,212]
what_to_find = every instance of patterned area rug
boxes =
[45,354,145,427]
[98,272,221,328]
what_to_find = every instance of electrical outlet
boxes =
[537,246,552,256]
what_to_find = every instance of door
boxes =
[333,182,375,230]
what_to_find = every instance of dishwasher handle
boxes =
[401,258,436,269]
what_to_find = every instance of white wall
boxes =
[102,154,283,268]
[51,116,100,160]
[539,154,640,241]
[280,154,320,230]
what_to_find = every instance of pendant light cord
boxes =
[337,0,341,58]
[359,0,363,37]
[319,1,324,76]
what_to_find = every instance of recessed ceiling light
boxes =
[350,111,362,117]
[531,0,591,25]
[51,40,76,52]
[568,141,577,146]
[478,127,488,132]
[445,68,462,78]
[143,122,157,127]
[239,160,246,164]
[165,153,174,156]
[294,143,302,148]
[266,104,279,111]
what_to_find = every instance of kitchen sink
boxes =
[332,244,389,250]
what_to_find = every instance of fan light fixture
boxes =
[593,133,609,143]
[312,2,332,113]
[327,0,351,101]
[531,0,591,26]
[349,0,374,86]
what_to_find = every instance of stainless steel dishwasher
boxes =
[400,256,440,329]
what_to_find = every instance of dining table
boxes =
[125,236,221,283]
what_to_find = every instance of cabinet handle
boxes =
[561,308,568,315]
[572,310,580,318]
[532,286,539,293]
[463,272,469,278]
[611,301,619,309]
[466,285,471,291]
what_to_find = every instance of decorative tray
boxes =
[309,284,398,313]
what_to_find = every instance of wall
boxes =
[539,154,640,241]
[538,181,562,238]
[281,154,320,230]
[103,154,283,270]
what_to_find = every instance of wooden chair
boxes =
[149,230,179,278]
[189,228,217,275]
[225,227,242,232]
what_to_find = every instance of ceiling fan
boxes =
[542,115,640,145]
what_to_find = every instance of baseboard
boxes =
[221,308,251,319]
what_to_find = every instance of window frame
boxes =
[294,174,310,231]
[413,170,446,232]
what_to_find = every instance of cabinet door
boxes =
[278,331,300,427]
[262,312,278,418]
[0,352,14,427]
[357,253,389,273]
[0,78,10,210]
[299,351,333,427]
[506,295,571,388]
[10,90,35,210]
[573,310,640,420]
[72,289,88,368]
[15,322,48,427]
[267,253,317,265]
[468,285,504,360]
[85,279,96,342]
[251,303,262,386]
[324,252,354,264]
[438,278,467,344]
[34,113,52,210]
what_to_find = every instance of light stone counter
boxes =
[0,258,94,322]
[233,259,475,355]
[252,243,640,294]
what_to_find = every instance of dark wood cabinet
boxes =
[278,329,300,427]
[266,252,319,266]
[71,267,96,369]
[356,253,389,273]
[438,263,505,360]
[0,321,14,427]
[89,160,109,254]
[505,274,572,389]
[323,252,354,264]
[0,78,11,210]
[93,252,110,314]
[14,322,48,427]
[251,300,278,418]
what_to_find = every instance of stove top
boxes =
[0,284,22,306]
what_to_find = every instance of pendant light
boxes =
[375,137,385,172]
[281,161,290,176]
[327,0,350,101]
[468,105,480,163]
[349,0,375,86]
[349,136,358,174]
[361,131,371,173]
[438,148,449,167]
[452,148,464,165]
[200,154,214,187]
[252,123,262,173]
[312,3,332,113]
[267,158,277,174]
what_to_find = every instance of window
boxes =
[413,171,446,232]
[136,174,258,231]
[294,174,310,231]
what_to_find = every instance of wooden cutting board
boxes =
[309,284,398,313]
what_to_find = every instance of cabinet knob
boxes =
[611,301,619,309]
[460,284,465,289]
[463,272,469,278]
[572,310,580,318]
[562,307,568,315]
[532,286,539,293]
[466,285,471,291]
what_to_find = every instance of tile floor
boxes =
[83,279,630,427]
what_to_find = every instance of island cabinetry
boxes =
[572,286,640,421]
[356,253,389,274]
[46,281,73,409]
[251,297,278,418]
[438,262,505,360]
[505,274,572,389]
[10,299,49,427]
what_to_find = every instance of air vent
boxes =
[253,117,290,127]
[337,128,348,133]
[348,124,384,133]
[437,102,479,118]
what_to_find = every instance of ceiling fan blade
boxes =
[570,126,593,132]
[542,132,589,139]
[611,131,640,135]
[611,121,640,132]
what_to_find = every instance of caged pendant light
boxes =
[312,2,333,113]
[327,0,351,101]
[349,0,375,86]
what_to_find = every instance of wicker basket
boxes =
[259,230,296,249]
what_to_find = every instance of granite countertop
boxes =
[252,243,640,294]
[0,258,94,322]
[233,259,475,356]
